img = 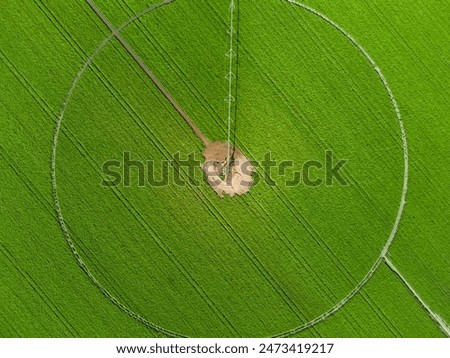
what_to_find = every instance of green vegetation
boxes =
[0,0,448,337]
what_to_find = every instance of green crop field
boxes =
[0,0,448,338]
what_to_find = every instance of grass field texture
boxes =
[0,0,448,337]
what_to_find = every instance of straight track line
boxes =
[384,257,450,337]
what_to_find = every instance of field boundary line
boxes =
[384,257,450,337]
